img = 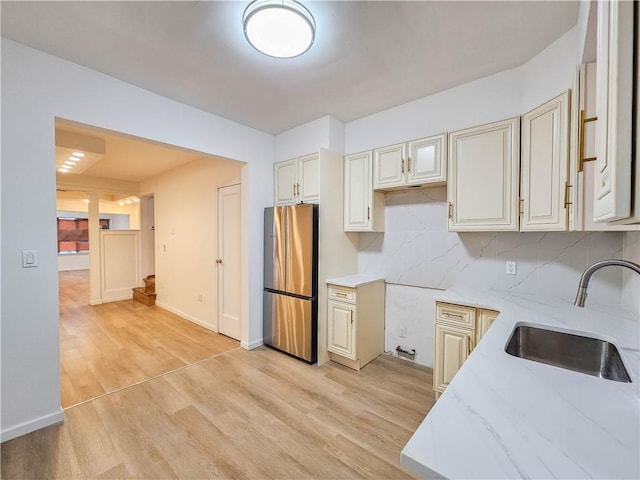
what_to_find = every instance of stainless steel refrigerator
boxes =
[263,204,318,363]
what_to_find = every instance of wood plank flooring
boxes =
[1,347,435,479]
[59,270,240,407]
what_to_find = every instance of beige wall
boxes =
[141,157,242,332]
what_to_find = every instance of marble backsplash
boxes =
[362,188,635,368]
[359,187,627,307]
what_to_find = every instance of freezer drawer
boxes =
[263,291,317,363]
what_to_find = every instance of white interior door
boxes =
[218,184,241,340]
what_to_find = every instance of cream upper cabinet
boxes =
[274,153,319,205]
[407,134,447,185]
[448,118,520,231]
[593,0,636,223]
[373,134,447,191]
[520,91,570,231]
[298,153,320,203]
[344,151,384,232]
[373,142,406,189]
[570,63,639,231]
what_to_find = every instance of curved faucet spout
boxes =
[574,259,640,307]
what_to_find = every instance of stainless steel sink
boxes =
[505,325,631,383]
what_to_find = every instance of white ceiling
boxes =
[2,1,580,135]
[55,119,214,182]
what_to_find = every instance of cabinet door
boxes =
[327,301,356,360]
[434,323,472,392]
[298,153,320,203]
[475,309,498,345]
[373,143,406,190]
[593,0,634,222]
[407,134,447,185]
[448,118,520,231]
[274,159,297,205]
[520,91,570,231]
[344,151,373,231]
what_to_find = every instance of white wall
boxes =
[1,38,273,442]
[140,158,241,332]
[275,115,345,161]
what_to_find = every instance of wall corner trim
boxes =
[242,339,264,350]
[1,408,65,443]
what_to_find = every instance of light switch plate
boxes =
[22,250,38,268]
[505,261,517,275]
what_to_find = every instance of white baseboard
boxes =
[101,294,134,304]
[1,408,64,443]
[241,339,264,350]
[90,299,103,306]
[156,302,218,333]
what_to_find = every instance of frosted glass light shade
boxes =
[243,0,315,58]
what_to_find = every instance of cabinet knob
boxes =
[216,258,223,264]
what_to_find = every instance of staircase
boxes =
[133,275,157,306]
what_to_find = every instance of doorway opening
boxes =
[55,118,245,408]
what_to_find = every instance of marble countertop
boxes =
[325,273,385,288]
[401,286,640,479]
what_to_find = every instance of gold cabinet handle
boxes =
[564,182,572,208]
[296,183,300,196]
[367,206,371,221]
[468,337,473,355]
[578,109,598,172]
[448,202,453,220]
[443,312,464,320]
[292,183,296,198]
[407,156,412,173]
[334,292,348,298]
[401,158,405,175]
[518,197,524,217]
[350,311,354,324]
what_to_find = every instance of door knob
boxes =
[216,258,223,264]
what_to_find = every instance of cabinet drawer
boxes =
[436,302,475,328]
[328,286,357,304]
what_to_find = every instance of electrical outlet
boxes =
[197,293,203,302]
[400,326,407,338]
[505,261,517,275]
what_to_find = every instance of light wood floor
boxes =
[59,270,240,408]
[1,346,435,479]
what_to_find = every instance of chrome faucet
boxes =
[574,259,640,307]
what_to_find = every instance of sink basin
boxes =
[505,325,631,383]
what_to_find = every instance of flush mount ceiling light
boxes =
[243,0,315,58]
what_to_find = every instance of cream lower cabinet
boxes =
[327,280,385,371]
[434,302,498,398]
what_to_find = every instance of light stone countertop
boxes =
[325,274,385,288]
[401,286,640,480]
